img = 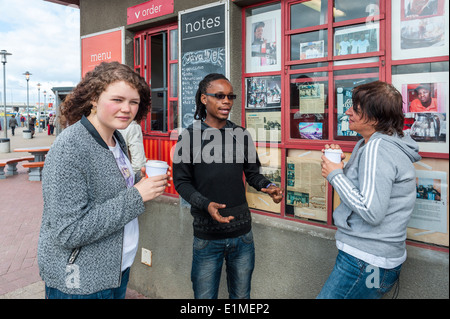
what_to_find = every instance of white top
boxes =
[336,240,406,269]
[109,137,139,271]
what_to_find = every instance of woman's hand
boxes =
[321,144,345,178]
[134,167,171,202]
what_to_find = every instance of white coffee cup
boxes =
[324,149,343,163]
[145,160,169,177]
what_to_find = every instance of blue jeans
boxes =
[317,250,402,299]
[191,231,255,299]
[45,267,130,299]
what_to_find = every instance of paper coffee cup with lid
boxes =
[145,160,169,177]
[324,148,343,163]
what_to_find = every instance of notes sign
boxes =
[179,1,229,129]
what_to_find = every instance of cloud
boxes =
[0,0,80,106]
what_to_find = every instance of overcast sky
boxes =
[0,0,80,106]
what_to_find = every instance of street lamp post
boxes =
[37,83,41,132]
[23,71,32,128]
[43,90,47,132]
[1,49,12,153]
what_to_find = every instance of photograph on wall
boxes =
[334,23,380,56]
[246,9,281,73]
[393,72,449,153]
[286,155,327,222]
[246,76,281,108]
[391,0,449,60]
[298,122,323,140]
[300,40,324,60]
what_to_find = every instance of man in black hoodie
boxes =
[173,73,283,299]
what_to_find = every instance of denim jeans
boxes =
[45,267,130,299]
[191,230,255,299]
[317,250,402,299]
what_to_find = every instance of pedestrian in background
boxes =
[118,120,147,175]
[317,81,421,299]
[38,61,169,299]
[29,115,36,138]
[48,114,55,135]
[8,114,18,136]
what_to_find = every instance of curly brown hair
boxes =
[60,61,150,126]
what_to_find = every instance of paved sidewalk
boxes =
[0,126,147,299]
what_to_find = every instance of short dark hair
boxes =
[254,22,265,33]
[352,81,404,137]
[194,73,230,121]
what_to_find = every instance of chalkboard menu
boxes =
[179,1,228,128]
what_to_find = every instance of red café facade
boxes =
[47,0,449,252]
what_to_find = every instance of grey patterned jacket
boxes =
[37,116,145,295]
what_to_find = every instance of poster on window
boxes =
[245,110,281,142]
[392,71,449,154]
[286,152,328,222]
[300,40,325,60]
[246,9,281,73]
[408,169,448,234]
[391,0,449,60]
[334,23,379,56]
[246,76,281,108]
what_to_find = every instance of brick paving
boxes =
[0,126,147,299]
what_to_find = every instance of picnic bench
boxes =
[0,157,35,179]
[22,161,45,181]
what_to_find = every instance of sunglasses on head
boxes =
[204,93,237,100]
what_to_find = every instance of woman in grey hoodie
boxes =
[317,81,421,299]
[38,62,169,299]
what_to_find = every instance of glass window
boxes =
[334,0,380,23]
[291,30,328,61]
[169,63,178,98]
[170,29,178,60]
[334,68,379,140]
[290,0,328,30]
[289,72,328,140]
[135,37,140,66]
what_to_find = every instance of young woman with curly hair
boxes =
[38,62,169,299]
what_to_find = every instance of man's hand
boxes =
[261,185,284,204]
[207,202,234,224]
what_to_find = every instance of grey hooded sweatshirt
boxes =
[327,132,421,259]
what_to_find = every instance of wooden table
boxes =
[13,146,50,162]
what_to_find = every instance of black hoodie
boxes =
[173,120,271,240]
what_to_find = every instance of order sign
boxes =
[127,0,174,25]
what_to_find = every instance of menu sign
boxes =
[179,1,228,128]
[81,28,123,78]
